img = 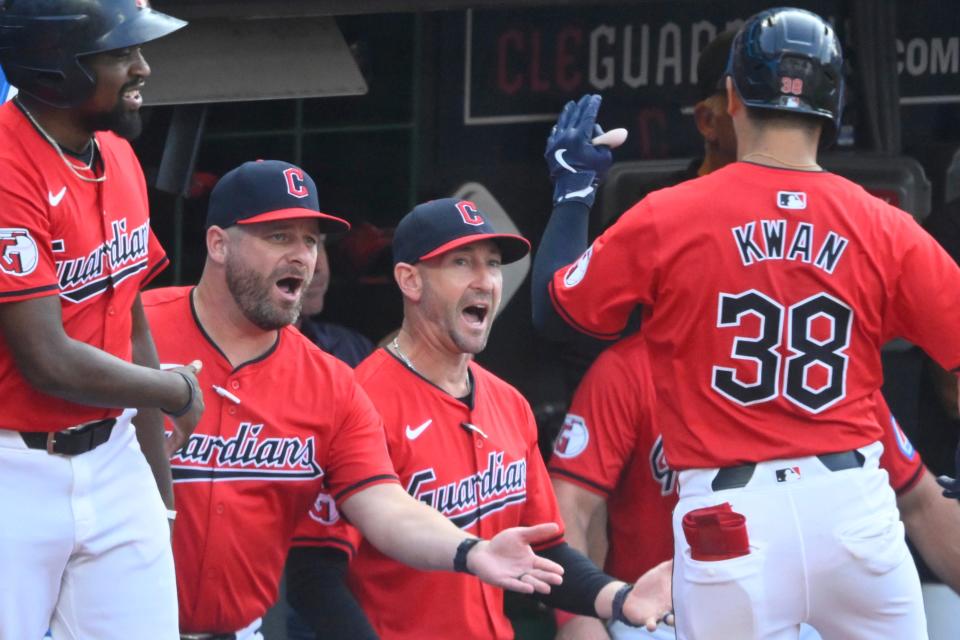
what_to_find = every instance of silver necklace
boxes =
[391,337,417,371]
[391,336,472,396]
[15,98,106,183]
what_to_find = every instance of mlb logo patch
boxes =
[776,466,802,483]
[777,191,807,210]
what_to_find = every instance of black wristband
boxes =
[162,371,194,418]
[611,582,636,627]
[454,538,481,575]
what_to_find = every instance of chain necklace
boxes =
[15,97,106,183]
[391,336,418,372]
[741,151,820,170]
[391,336,472,396]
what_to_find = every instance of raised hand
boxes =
[544,94,615,206]
[466,522,565,594]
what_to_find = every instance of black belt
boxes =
[20,418,117,456]
[711,449,865,491]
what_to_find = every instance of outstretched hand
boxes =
[544,94,615,206]
[467,522,565,594]
[622,559,674,631]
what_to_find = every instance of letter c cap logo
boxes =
[284,167,309,199]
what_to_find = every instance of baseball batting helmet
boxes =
[0,0,186,107]
[726,7,843,142]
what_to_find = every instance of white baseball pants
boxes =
[0,409,178,640]
[671,441,927,640]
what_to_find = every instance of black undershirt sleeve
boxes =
[531,542,617,617]
[531,200,592,342]
[285,547,379,640]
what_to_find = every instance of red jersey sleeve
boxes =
[291,488,363,559]
[141,227,169,288]
[518,401,565,549]
[875,393,924,495]
[549,345,639,496]
[885,210,960,372]
[325,375,399,506]
[0,158,59,302]
[549,199,660,339]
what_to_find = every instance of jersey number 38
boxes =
[711,290,852,413]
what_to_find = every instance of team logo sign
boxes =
[562,245,593,288]
[553,414,589,459]
[0,228,39,276]
[777,191,807,210]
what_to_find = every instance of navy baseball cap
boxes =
[392,198,530,266]
[206,160,350,233]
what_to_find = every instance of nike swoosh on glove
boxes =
[544,94,614,207]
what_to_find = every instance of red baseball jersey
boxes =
[142,287,398,633]
[549,334,924,582]
[0,101,168,431]
[344,349,564,640]
[549,333,675,582]
[551,162,960,469]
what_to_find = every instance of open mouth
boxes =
[462,303,489,326]
[275,276,304,300]
[121,83,144,109]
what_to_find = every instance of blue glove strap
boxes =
[553,171,598,206]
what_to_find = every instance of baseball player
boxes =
[288,198,673,640]
[558,28,738,396]
[551,29,960,639]
[145,160,565,639]
[532,7,960,638]
[0,2,204,639]
[550,332,960,640]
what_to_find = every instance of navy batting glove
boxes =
[936,445,960,499]
[545,94,613,207]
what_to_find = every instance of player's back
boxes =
[607,161,960,468]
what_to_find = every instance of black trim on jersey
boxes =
[0,283,59,298]
[290,536,357,556]
[384,347,477,408]
[189,287,280,371]
[51,240,65,253]
[172,466,322,481]
[333,473,399,502]
[894,465,924,496]
[142,256,169,286]
[548,467,613,496]
[14,98,103,175]
[548,280,622,341]
[448,492,528,529]
[534,532,565,550]
[60,259,149,303]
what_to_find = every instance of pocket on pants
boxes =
[836,512,908,575]
[675,544,766,639]
[680,543,765,584]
